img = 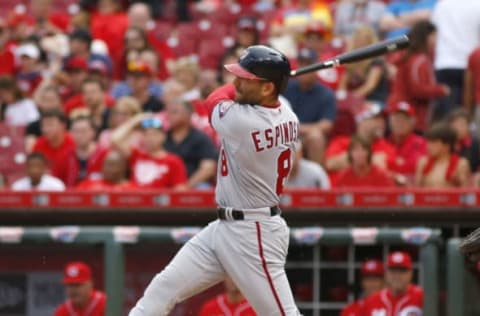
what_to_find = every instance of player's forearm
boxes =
[111,115,142,155]
[187,160,216,188]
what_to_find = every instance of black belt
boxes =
[217,206,281,220]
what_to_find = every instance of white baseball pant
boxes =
[129,215,301,315]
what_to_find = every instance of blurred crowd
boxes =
[1,0,480,191]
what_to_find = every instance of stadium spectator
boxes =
[286,142,331,189]
[449,109,480,174]
[0,75,39,126]
[335,135,394,188]
[465,45,480,127]
[325,101,395,182]
[127,2,175,80]
[32,109,75,185]
[0,19,16,77]
[54,261,106,316]
[164,99,217,189]
[112,114,187,189]
[341,259,385,316]
[415,123,470,188]
[224,16,260,58]
[360,252,423,316]
[284,47,336,165]
[334,0,386,37]
[25,85,63,151]
[29,0,71,34]
[387,20,449,132]
[433,0,480,116]
[15,42,43,96]
[169,56,201,102]
[61,56,89,105]
[337,25,389,106]
[379,0,436,40]
[98,96,143,148]
[199,277,256,316]
[11,152,65,191]
[67,116,108,186]
[125,60,163,112]
[388,101,427,185]
[76,150,136,191]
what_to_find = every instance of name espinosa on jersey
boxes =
[251,120,299,152]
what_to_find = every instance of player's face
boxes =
[386,268,412,294]
[233,77,264,105]
[361,276,384,297]
[65,281,93,308]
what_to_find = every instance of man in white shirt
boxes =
[432,0,480,119]
[11,152,65,191]
[286,143,331,189]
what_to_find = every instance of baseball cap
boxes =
[387,251,413,270]
[127,60,153,76]
[63,261,92,284]
[355,101,383,123]
[297,47,318,64]
[88,59,109,76]
[141,117,163,130]
[305,23,329,37]
[361,259,384,277]
[389,101,415,117]
[64,56,88,72]
[16,43,40,60]
[237,16,257,31]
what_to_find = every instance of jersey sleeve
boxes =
[203,84,236,123]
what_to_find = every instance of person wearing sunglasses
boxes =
[111,112,187,189]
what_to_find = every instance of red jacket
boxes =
[359,285,423,316]
[54,290,106,316]
[388,53,445,131]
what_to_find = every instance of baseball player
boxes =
[359,252,423,316]
[129,45,301,315]
[341,259,385,316]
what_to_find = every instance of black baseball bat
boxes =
[290,35,410,77]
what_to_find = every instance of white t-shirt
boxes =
[5,98,40,126]
[11,175,66,191]
[286,159,331,190]
[432,0,480,69]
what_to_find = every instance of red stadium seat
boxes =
[330,92,364,137]
[198,36,234,69]
[0,129,26,178]
[167,23,199,57]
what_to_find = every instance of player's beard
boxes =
[235,91,261,105]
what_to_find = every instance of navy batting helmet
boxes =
[224,45,291,93]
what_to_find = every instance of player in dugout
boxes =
[129,45,302,315]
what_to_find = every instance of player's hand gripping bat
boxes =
[290,35,410,77]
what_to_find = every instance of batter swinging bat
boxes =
[290,35,410,77]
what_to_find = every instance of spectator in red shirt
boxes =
[359,252,423,316]
[112,114,187,189]
[32,109,76,183]
[29,0,70,34]
[465,46,480,129]
[76,150,136,191]
[387,20,450,131]
[61,56,89,104]
[335,135,395,188]
[415,123,470,188]
[15,42,43,96]
[54,261,106,316]
[199,277,256,316]
[0,19,15,76]
[325,101,396,182]
[341,259,385,316]
[387,101,427,186]
[448,109,480,174]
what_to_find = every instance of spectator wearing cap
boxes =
[11,152,65,191]
[379,0,436,40]
[387,21,449,131]
[68,28,113,76]
[360,252,423,316]
[61,56,89,102]
[449,109,480,175]
[415,123,470,188]
[164,99,217,189]
[284,47,336,165]
[127,2,175,80]
[341,259,385,316]
[32,109,76,185]
[0,75,39,126]
[388,101,427,185]
[224,16,260,58]
[76,150,137,191]
[325,101,396,183]
[335,135,394,188]
[337,25,389,106]
[286,142,331,190]
[54,261,106,316]
[112,113,187,189]
[15,42,43,96]
[125,60,163,112]
[334,0,386,37]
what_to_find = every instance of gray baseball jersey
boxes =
[212,100,300,209]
